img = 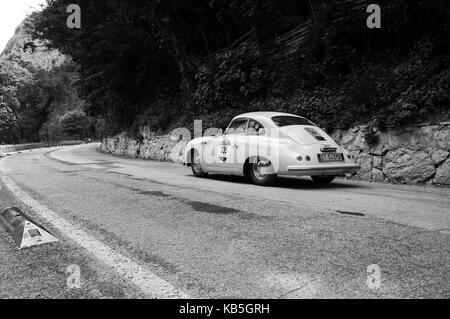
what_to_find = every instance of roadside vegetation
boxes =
[0,20,102,144]
[1,0,449,144]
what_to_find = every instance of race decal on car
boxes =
[219,139,230,161]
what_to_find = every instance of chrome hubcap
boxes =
[193,153,202,173]
[252,164,265,180]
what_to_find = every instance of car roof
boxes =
[232,111,308,127]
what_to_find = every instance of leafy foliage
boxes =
[193,45,266,111]
[0,18,97,143]
[59,109,89,138]
[28,0,450,136]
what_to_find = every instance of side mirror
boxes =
[258,128,265,135]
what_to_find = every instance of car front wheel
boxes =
[191,150,208,177]
[249,161,277,186]
[311,176,335,184]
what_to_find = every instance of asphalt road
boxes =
[0,143,449,298]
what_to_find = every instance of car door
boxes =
[237,118,266,171]
[212,118,248,173]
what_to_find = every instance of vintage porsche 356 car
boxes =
[183,112,360,186]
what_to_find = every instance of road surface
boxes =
[0,143,449,298]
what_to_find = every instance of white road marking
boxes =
[0,173,189,299]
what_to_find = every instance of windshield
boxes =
[271,116,314,127]
[225,118,248,134]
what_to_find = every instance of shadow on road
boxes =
[195,174,364,190]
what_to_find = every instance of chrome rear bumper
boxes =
[285,164,360,176]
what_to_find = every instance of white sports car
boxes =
[184,112,360,186]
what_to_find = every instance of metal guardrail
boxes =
[0,140,84,154]
[0,143,49,154]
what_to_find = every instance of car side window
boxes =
[225,118,248,135]
[247,119,264,136]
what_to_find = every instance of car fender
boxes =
[183,136,216,165]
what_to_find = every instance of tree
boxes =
[59,109,89,139]
[30,0,449,133]
[0,16,90,144]
[0,59,33,143]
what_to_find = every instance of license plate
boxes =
[318,153,344,162]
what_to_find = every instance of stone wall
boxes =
[331,123,450,185]
[100,123,450,186]
[99,126,186,164]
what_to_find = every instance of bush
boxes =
[59,110,89,139]
[192,44,267,113]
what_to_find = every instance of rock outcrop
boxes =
[434,158,450,185]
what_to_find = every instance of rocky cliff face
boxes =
[100,123,450,186]
[1,18,64,68]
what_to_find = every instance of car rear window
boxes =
[271,116,314,127]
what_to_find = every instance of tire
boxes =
[191,150,208,177]
[249,161,277,186]
[311,176,335,185]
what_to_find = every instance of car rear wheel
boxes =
[249,161,277,186]
[191,150,207,177]
[311,176,335,184]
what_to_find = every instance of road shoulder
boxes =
[0,178,145,299]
